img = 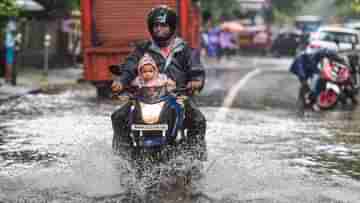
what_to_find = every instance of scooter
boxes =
[297,59,358,111]
[109,65,206,162]
[113,85,191,158]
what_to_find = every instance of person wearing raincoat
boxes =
[289,47,357,110]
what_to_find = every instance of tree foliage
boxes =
[200,0,238,22]
[0,0,19,17]
[200,0,312,22]
[32,0,80,17]
[335,0,360,15]
[271,0,311,14]
[34,0,80,10]
[353,0,360,13]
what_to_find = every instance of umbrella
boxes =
[15,0,44,11]
[220,21,244,32]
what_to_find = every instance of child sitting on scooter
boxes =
[131,53,176,92]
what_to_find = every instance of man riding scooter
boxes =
[111,5,206,149]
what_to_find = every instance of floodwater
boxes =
[1,83,360,203]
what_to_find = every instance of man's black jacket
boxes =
[117,37,205,90]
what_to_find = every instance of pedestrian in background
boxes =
[4,19,16,84]
[200,27,209,57]
[206,26,221,61]
[219,28,237,59]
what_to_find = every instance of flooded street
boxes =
[1,58,360,202]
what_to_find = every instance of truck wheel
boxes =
[317,90,338,110]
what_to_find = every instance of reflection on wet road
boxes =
[1,85,360,202]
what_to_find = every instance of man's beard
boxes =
[152,32,174,47]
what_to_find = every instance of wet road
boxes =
[1,57,360,203]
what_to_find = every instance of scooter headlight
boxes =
[140,102,165,124]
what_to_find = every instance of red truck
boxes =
[80,0,201,97]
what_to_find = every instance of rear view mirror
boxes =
[109,64,122,75]
[189,69,204,78]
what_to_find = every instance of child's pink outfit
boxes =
[131,53,170,87]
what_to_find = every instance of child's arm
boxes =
[166,79,176,91]
[167,79,176,87]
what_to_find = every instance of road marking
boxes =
[223,68,262,108]
[208,67,263,173]
[209,62,290,173]
[214,65,288,121]
[214,68,262,123]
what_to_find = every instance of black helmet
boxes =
[147,5,178,41]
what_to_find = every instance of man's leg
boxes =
[111,102,132,150]
[310,74,322,111]
[184,99,207,160]
[309,74,321,97]
[351,94,358,105]
[184,99,206,140]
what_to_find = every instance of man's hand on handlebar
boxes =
[187,80,202,90]
[111,81,131,101]
[111,81,124,93]
[186,80,202,95]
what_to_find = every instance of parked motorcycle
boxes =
[297,58,358,111]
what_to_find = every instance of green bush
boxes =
[0,0,19,17]
[272,8,292,25]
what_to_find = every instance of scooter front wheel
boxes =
[317,90,338,109]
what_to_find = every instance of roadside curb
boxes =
[0,87,42,103]
[0,67,83,103]
[0,81,87,104]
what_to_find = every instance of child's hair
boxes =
[137,53,158,75]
